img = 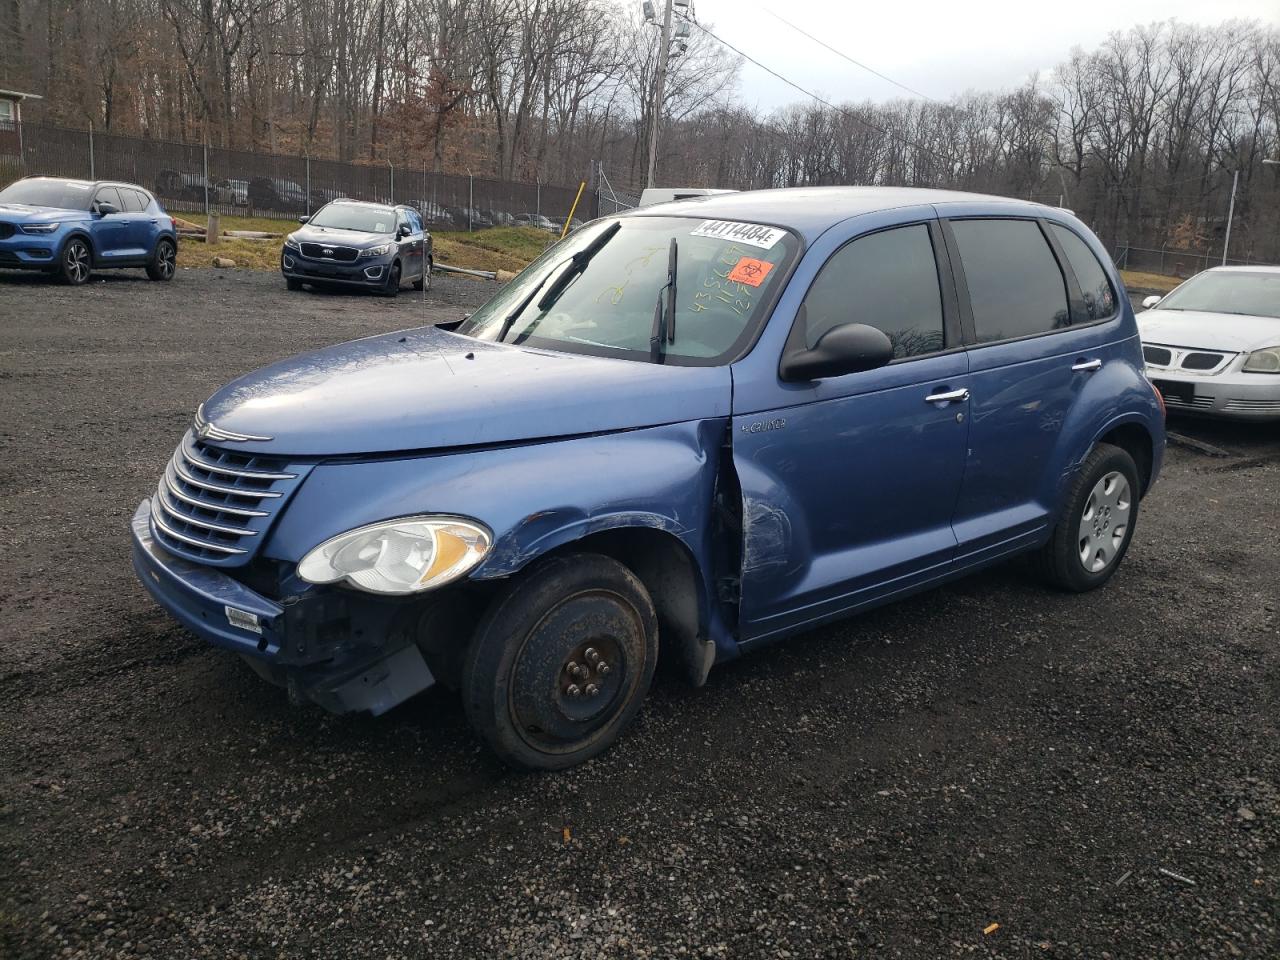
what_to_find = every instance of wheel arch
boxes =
[60,229,96,263]
[536,524,716,687]
[1096,421,1154,496]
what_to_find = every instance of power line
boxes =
[685,18,952,167]
[764,9,939,103]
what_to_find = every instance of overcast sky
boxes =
[689,0,1279,111]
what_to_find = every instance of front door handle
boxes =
[925,388,969,404]
[1072,358,1103,372]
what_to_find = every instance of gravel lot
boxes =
[1,268,1278,959]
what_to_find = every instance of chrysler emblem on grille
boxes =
[193,403,272,443]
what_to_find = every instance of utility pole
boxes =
[645,0,674,189]
[1222,168,1239,266]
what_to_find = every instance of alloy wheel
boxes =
[64,241,90,284]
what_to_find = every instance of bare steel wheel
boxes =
[59,238,91,285]
[1035,441,1141,592]
[1077,471,1130,573]
[462,553,658,770]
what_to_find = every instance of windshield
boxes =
[1156,271,1280,320]
[309,203,396,233]
[457,216,800,364]
[0,179,94,210]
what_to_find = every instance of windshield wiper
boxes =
[649,237,678,363]
[495,221,621,344]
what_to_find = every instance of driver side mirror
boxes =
[397,224,411,239]
[297,215,310,224]
[1141,295,1162,309]
[95,201,119,216]
[780,322,894,382]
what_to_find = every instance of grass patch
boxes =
[173,214,549,274]
[1120,269,1182,294]
[176,235,282,271]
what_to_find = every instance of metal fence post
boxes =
[468,169,474,232]
[17,119,25,176]
[388,159,394,204]
[203,141,209,215]
[305,153,311,216]
[88,122,94,179]
[536,181,541,220]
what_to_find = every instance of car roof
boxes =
[626,185,1059,242]
[16,175,151,195]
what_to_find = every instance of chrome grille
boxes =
[1181,351,1227,371]
[1225,398,1280,413]
[299,242,359,262]
[150,431,310,566]
[1143,345,1172,366]
[1163,394,1214,409]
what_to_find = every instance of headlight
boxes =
[20,222,60,234]
[284,233,301,250]
[359,243,392,258]
[297,516,491,595]
[1242,346,1280,374]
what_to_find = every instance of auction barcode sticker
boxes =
[690,220,787,250]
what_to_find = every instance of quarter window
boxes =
[1049,224,1117,321]
[951,219,1069,342]
[801,224,946,358]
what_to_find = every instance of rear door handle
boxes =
[925,388,969,404]
[1072,358,1103,372]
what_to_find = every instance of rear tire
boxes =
[146,238,176,281]
[58,237,92,285]
[462,554,658,770]
[1034,442,1140,592]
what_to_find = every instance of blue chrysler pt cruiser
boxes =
[131,187,1165,770]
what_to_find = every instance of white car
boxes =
[1138,266,1280,421]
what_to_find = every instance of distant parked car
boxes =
[0,176,178,284]
[217,178,250,207]
[249,176,308,212]
[417,201,455,227]
[1139,266,1280,420]
[281,198,431,296]
[155,169,214,203]
[515,213,555,231]
[488,210,516,227]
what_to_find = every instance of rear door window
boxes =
[801,223,946,358]
[121,189,146,213]
[950,219,1070,342]
[1049,223,1117,322]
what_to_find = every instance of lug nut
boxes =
[565,660,579,676]
[584,683,600,698]
[566,683,582,698]
[596,661,611,676]
[584,647,600,663]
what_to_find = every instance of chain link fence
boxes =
[1113,243,1276,278]
[1,121,584,232]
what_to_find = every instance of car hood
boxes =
[200,326,732,456]
[0,203,86,221]
[293,224,392,247]
[1138,309,1280,353]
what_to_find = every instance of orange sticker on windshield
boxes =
[727,257,774,287]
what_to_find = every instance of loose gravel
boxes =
[1,268,1277,959]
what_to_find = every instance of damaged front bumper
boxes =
[130,499,435,715]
